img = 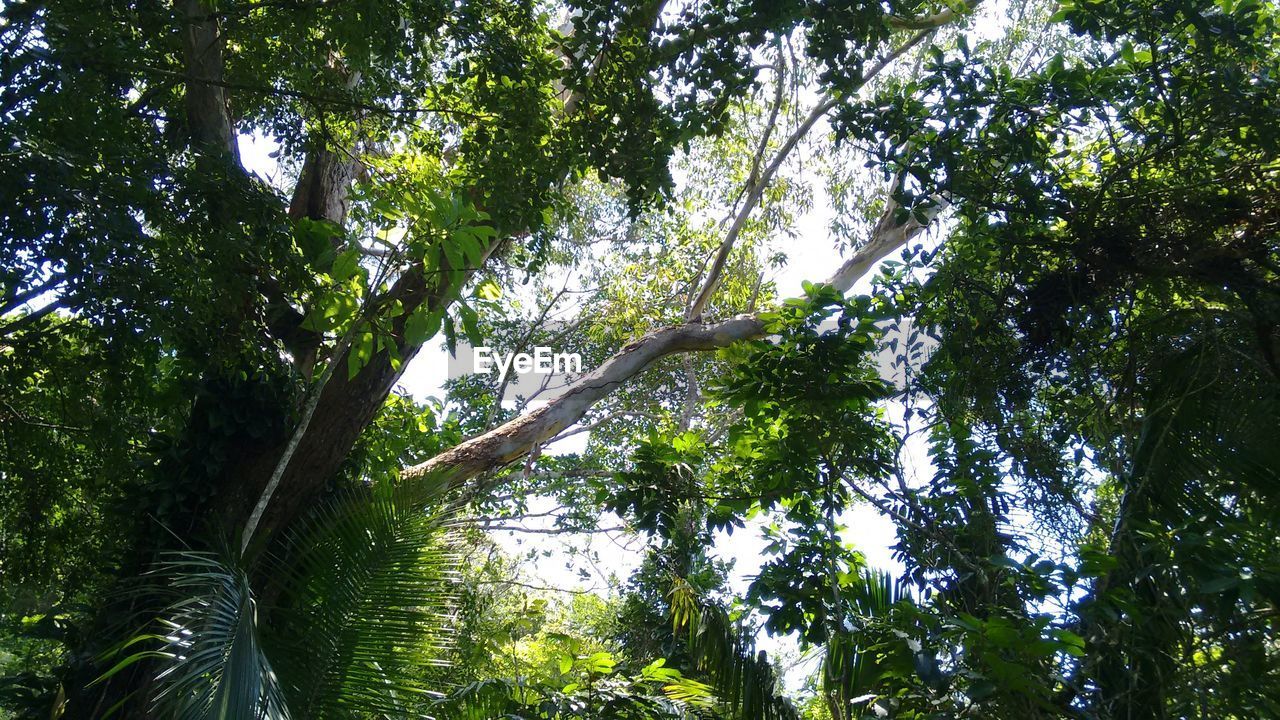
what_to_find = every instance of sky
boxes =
[236,53,946,688]
[385,163,931,685]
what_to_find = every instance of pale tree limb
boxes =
[826,194,945,290]
[685,91,825,321]
[402,315,769,489]
[401,200,936,493]
[888,0,983,30]
[401,28,949,498]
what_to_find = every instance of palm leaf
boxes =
[824,569,912,719]
[1137,328,1280,507]
[267,479,462,718]
[96,550,290,720]
[682,604,800,720]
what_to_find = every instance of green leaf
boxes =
[451,228,484,268]
[440,237,464,271]
[347,330,374,379]
[97,552,290,719]
[404,309,442,347]
[331,248,362,283]
[475,279,502,301]
[457,303,482,346]
[268,480,461,718]
[1051,629,1087,657]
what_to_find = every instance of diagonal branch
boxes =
[402,314,768,490]
[1,273,66,315]
[401,198,937,494]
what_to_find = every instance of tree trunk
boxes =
[288,147,360,223]
[177,0,237,160]
[224,266,434,542]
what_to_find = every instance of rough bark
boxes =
[226,264,435,540]
[288,147,361,223]
[150,0,393,556]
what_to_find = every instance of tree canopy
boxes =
[1,0,1278,717]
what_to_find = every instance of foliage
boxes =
[3,0,1279,717]
[92,481,461,719]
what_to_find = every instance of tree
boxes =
[2,0,1278,717]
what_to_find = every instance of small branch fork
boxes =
[684,28,936,322]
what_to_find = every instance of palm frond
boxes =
[683,605,800,720]
[824,569,912,719]
[1137,329,1280,507]
[97,550,290,720]
[267,479,462,718]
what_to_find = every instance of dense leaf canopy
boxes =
[1,0,1277,718]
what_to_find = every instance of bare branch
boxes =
[888,0,982,30]
[826,194,947,290]
[479,524,628,535]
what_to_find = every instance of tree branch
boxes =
[888,0,982,30]
[685,27,936,321]
[401,197,936,495]
[0,298,66,338]
[1,273,66,315]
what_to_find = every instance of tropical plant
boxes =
[94,481,460,719]
[2,0,1278,717]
